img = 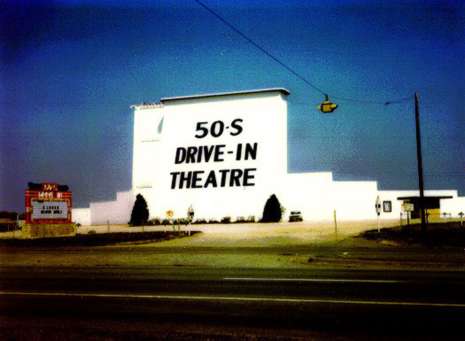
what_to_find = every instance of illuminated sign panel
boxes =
[31,201,68,220]
[25,183,72,224]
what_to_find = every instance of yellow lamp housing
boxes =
[318,95,338,113]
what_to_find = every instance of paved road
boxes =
[2,266,465,339]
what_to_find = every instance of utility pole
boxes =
[414,92,427,234]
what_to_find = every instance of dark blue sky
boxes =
[1,0,464,211]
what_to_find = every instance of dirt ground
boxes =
[2,219,465,271]
[74,219,401,247]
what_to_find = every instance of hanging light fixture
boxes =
[318,94,338,113]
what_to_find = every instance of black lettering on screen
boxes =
[170,168,257,189]
[171,118,258,190]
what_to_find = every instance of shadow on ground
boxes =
[360,222,465,247]
[0,231,200,247]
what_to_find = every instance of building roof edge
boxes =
[160,88,290,103]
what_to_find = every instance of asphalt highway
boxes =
[2,266,465,339]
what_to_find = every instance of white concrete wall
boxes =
[132,104,164,190]
[376,191,407,220]
[72,208,91,226]
[278,172,334,221]
[441,196,465,217]
[89,191,134,225]
[332,181,379,220]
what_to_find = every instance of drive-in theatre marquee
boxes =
[132,89,288,219]
[25,182,72,225]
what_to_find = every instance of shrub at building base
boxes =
[129,194,149,226]
[262,194,282,222]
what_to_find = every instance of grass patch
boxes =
[359,222,465,247]
[0,231,199,247]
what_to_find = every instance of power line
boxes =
[384,96,412,105]
[194,0,410,105]
[335,95,411,105]
[195,0,327,95]
[194,0,326,95]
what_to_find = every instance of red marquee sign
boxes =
[25,183,72,225]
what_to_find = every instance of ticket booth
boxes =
[397,195,453,220]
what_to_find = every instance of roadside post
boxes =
[187,205,194,236]
[333,209,338,240]
[13,213,17,239]
[15,212,19,238]
[375,196,381,233]
[166,210,174,232]
[402,203,413,226]
[459,212,464,228]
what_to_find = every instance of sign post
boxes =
[375,196,381,232]
[402,203,414,226]
[333,209,338,240]
[187,205,194,236]
[166,210,175,232]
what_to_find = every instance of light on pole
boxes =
[318,95,338,113]
[414,92,427,234]
[319,92,428,234]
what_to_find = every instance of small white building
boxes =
[73,88,464,225]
